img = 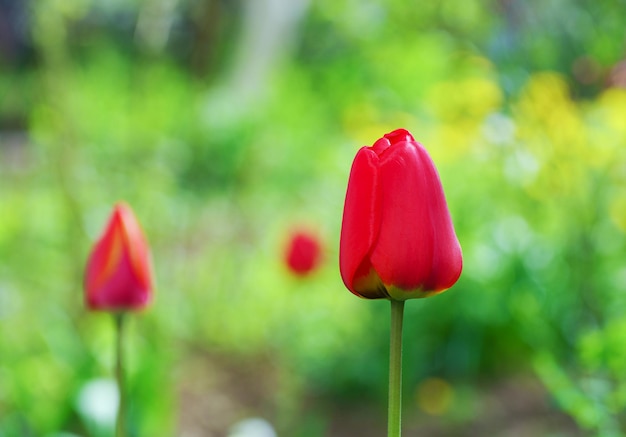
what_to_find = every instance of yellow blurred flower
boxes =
[427,77,502,122]
[610,196,626,233]
[598,88,626,135]
[415,377,455,416]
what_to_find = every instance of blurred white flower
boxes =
[228,417,277,437]
[76,378,119,427]
[483,112,516,145]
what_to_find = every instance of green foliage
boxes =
[2,0,626,435]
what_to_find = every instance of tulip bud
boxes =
[339,129,462,300]
[84,203,154,311]
[284,230,322,276]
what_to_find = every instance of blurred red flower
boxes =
[285,230,322,276]
[339,129,462,300]
[84,202,154,311]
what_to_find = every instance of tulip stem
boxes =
[114,313,127,437]
[388,299,405,437]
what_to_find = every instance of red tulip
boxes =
[285,230,322,276]
[339,129,462,300]
[84,203,153,311]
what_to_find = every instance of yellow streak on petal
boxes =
[93,226,124,293]
[118,206,150,288]
[353,266,388,299]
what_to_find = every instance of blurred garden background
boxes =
[2,0,626,436]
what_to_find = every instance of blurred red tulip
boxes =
[84,203,153,311]
[339,129,462,300]
[285,230,322,276]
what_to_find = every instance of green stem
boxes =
[115,313,126,437]
[388,299,405,437]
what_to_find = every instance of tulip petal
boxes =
[85,213,124,297]
[370,140,462,297]
[339,147,388,298]
[117,204,152,292]
[84,204,153,311]
[384,128,414,144]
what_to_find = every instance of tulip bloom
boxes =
[340,129,462,300]
[285,230,322,276]
[84,203,153,311]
